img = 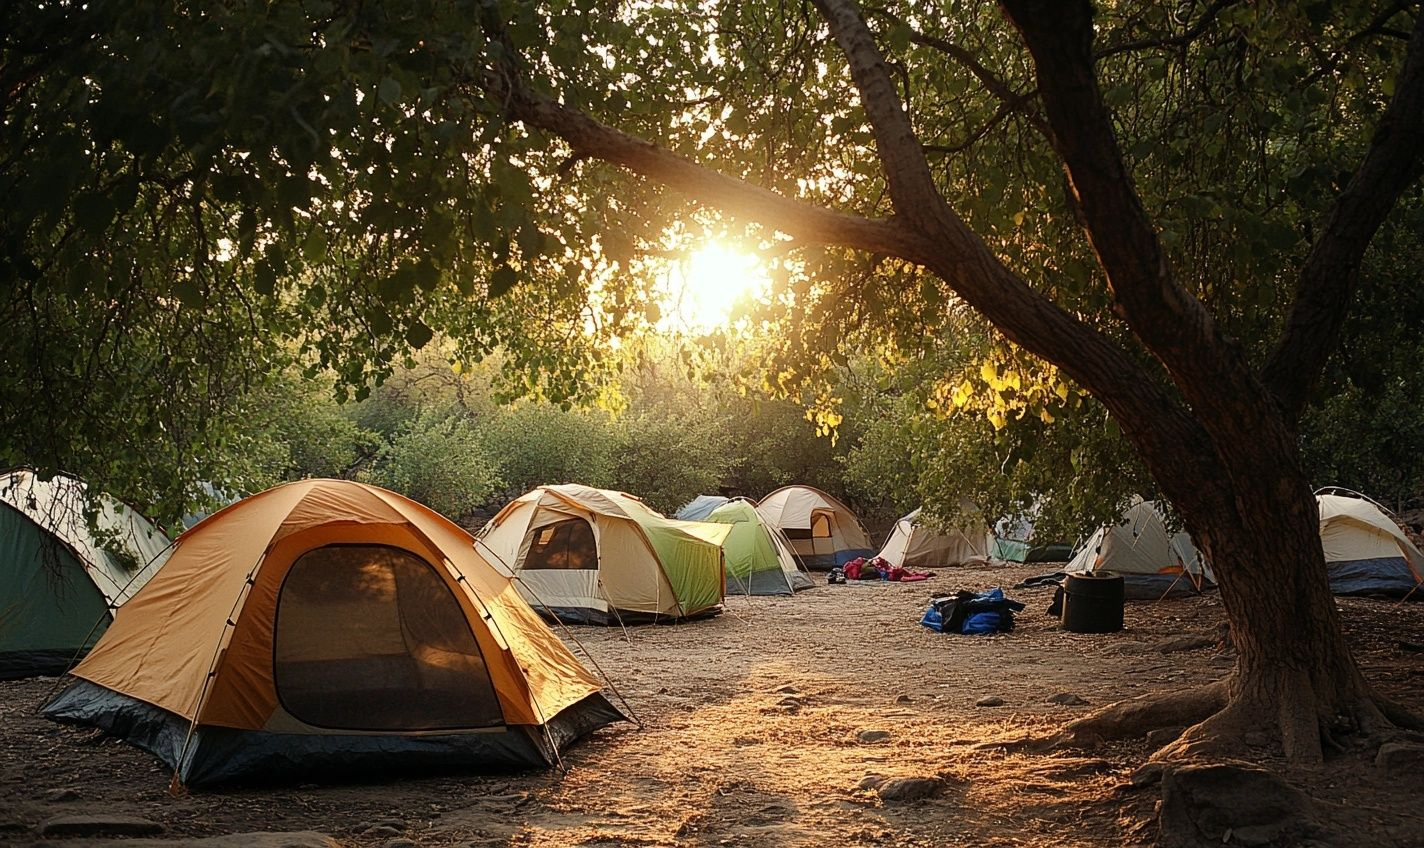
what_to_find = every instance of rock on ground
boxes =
[877,777,943,803]
[1158,763,1315,848]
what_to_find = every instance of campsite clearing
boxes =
[3,560,1423,847]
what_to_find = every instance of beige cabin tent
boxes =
[478,484,730,624]
[876,507,991,568]
[43,479,622,786]
[1067,499,1212,598]
[755,485,873,570]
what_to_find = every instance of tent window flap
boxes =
[524,518,597,570]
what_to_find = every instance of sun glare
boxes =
[663,244,769,332]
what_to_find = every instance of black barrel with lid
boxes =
[1060,571,1125,633]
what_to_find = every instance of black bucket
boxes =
[1061,571,1125,633]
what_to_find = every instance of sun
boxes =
[662,243,768,332]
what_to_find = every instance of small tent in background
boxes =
[44,479,623,787]
[705,499,812,595]
[1,469,171,679]
[990,507,1073,562]
[479,484,731,624]
[1066,499,1212,599]
[755,485,873,570]
[876,507,991,568]
[675,495,732,521]
[1317,491,1424,597]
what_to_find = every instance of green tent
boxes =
[706,500,813,595]
[1,470,171,678]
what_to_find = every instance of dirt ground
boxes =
[4,562,1424,847]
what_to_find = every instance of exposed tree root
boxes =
[1046,679,1229,750]
[1375,694,1424,733]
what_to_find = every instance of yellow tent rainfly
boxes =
[43,479,624,787]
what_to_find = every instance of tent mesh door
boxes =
[273,544,504,731]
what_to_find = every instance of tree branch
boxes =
[865,7,1055,146]
[1261,10,1424,421]
[482,0,1232,536]
[1093,0,1240,60]
[998,1,1275,423]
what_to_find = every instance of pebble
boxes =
[976,696,1005,707]
[1046,692,1089,706]
[856,729,891,744]
[42,788,81,802]
[877,777,942,802]
[895,694,913,703]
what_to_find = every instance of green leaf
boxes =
[378,76,402,106]
[301,228,328,262]
[405,321,434,349]
[74,193,117,233]
[489,264,518,297]
[254,261,276,295]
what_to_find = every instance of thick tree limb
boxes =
[998,1,1291,446]
[483,0,1236,543]
[1261,11,1424,422]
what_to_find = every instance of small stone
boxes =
[1046,692,1089,706]
[857,729,891,744]
[364,825,403,838]
[36,815,165,838]
[976,696,1005,707]
[1145,727,1184,748]
[1376,742,1424,773]
[41,788,81,802]
[776,696,802,709]
[774,684,800,694]
[856,773,888,791]
[877,777,942,803]
[895,694,913,704]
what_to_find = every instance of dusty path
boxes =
[4,563,1423,846]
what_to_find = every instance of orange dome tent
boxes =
[44,479,623,787]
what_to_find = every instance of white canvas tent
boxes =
[755,485,873,570]
[875,507,990,568]
[1317,491,1423,597]
[1067,499,1212,598]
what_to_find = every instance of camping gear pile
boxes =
[841,555,932,582]
[920,588,1025,635]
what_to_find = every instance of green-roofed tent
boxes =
[705,499,813,595]
[1,469,171,678]
[477,484,731,624]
